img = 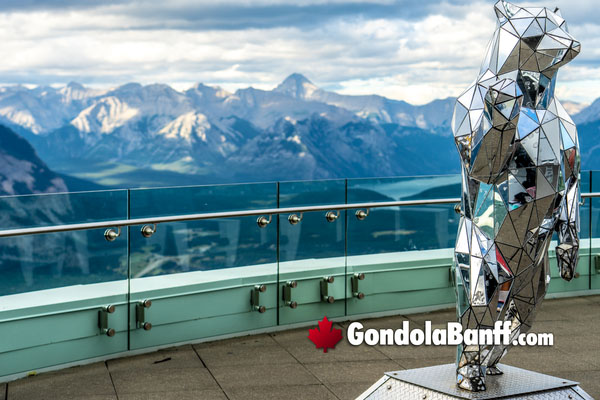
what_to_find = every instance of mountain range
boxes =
[0,73,599,194]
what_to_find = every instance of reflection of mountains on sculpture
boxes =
[0,74,598,189]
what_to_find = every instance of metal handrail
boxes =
[0,198,460,238]
[0,192,598,239]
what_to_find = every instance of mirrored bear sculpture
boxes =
[452,0,581,392]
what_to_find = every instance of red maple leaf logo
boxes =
[308,316,343,352]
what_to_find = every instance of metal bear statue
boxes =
[451,0,581,392]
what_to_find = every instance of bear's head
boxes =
[482,1,580,78]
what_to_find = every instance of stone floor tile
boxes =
[209,363,319,390]
[270,325,390,363]
[107,345,203,372]
[395,357,452,370]
[225,384,338,400]
[110,367,219,395]
[502,347,590,373]
[326,382,375,400]
[194,334,297,367]
[376,342,455,361]
[304,360,400,386]
[7,363,116,400]
[117,389,227,400]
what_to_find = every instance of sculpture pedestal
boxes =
[357,364,593,399]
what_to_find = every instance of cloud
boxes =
[0,0,597,104]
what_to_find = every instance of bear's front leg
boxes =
[556,180,580,281]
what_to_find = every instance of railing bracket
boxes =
[325,210,339,223]
[104,227,121,242]
[351,273,365,299]
[98,305,116,337]
[251,284,267,312]
[355,209,370,221]
[257,215,272,228]
[141,224,157,238]
[136,299,152,330]
[321,276,335,303]
[283,281,298,309]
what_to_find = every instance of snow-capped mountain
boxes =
[1,73,597,189]
[0,124,67,196]
[0,74,459,186]
[275,74,453,131]
[573,98,600,125]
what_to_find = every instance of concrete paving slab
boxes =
[304,360,400,386]
[375,341,455,360]
[110,367,219,395]
[225,384,338,400]
[209,363,319,390]
[326,382,376,400]
[270,325,390,363]
[502,348,590,373]
[118,389,227,400]
[37,397,117,400]
[107,345,204,372]
[7,363,116,400]
[194,334,298,367]
[395,357,453,370]
[405,309,456,325]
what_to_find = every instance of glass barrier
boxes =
[0,190,128,302]
[129,183,277,279]
[278,179,346,324]
[347,175,461,255]
[128,182,278,348]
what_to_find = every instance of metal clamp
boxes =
[257,215,272,228]
[104,227,121,242]
[325,211,339,222]
[251,284,267,313]
[98,305,116,337]
[320,276,335,303]
[288,213,303,225]
[141,224,157,238]
[351,273,365,299]
[355,209,370,220]
[282,281,298,309]
[136,299,152,331]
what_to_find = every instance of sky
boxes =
[0,0,598,105]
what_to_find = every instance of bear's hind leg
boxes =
[486,365,503,375]
[456,345,487,391]
[457,365,487,392]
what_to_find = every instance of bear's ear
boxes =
[553,7,562,17]
[494,0,519,19]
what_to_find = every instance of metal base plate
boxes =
[358,364,594,400]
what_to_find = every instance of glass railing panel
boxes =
[346,175,460,315]
[0,190,128,303]
[347,175,461,255]
[128,183,278,348]
[278,179,346,324]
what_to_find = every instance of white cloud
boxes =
[0,0,596,104]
